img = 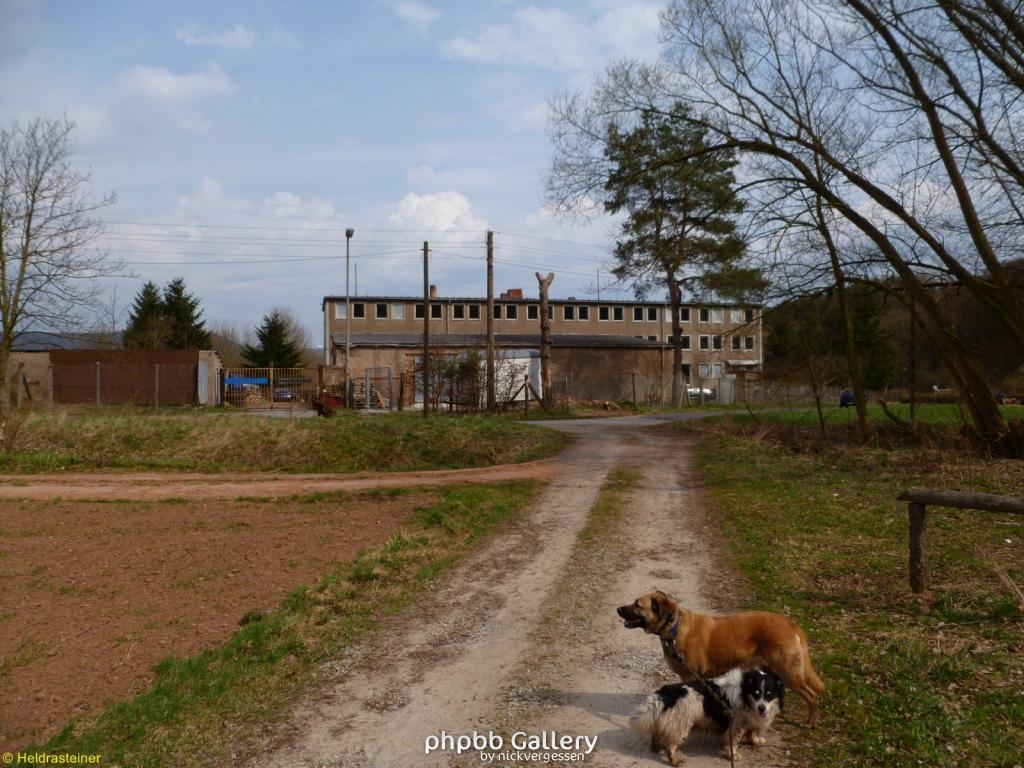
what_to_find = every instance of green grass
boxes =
[0,407,569,473]
[717,402,1022,428]
[39,480,541,767]
[694,432,1024,767]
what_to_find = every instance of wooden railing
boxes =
[897,488,1024,593]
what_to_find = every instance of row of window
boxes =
[635,335,757,350]
[335,302,757,323]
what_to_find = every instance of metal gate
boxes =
[223,367,322,410]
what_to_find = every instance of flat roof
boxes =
[332,332,670,349]
[321,296,761,309]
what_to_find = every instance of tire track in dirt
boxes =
[0,462,552,501]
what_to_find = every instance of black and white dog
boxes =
[630,668,784,766]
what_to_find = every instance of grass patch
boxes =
[39,480,541,767]
[695,430,1024,767]
[0,407,568,473]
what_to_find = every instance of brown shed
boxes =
[50,350,219,406]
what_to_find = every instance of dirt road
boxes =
[0,462,553,501]
[250,414,790,768]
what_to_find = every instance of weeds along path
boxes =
[0,462,553,501]
[250,413,783,768]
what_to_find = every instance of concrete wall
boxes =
[11,352,53,405]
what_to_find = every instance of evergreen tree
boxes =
[162,277,211,349]
[122,281,170,349]
[241,311,303,368]
[603,102,762,406]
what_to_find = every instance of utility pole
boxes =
[486,230,495,412]
[345,228,354,396]
[423,240,430,418]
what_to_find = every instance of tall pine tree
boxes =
[603,102,761,406]
[162,277,211,350]
[242,311,303,368]
[123,281,170,349]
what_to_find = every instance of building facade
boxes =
[321,288,762,403]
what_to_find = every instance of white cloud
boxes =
[392,1,440,33]
[175,23,257,48]
[389,192,489,232]
[440,3,661,73]
[116,64,234,104]
[262,191,336,220]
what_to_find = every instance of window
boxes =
[563,305,575,321]
[647,306,658,322]
[699,363,711,378]
[598,306,610,321]
[713,335,723,350]
[375,303,388,319]
[548,305,554,320]
[453,304,465,320]
[468,304,480,320]
[613,306,624,321]
[647,335,658,341]
[506,304,518,320]
[745,308,755,322]
[745,336,755,350]
[713,363,724,378]
[415,304,425,319]
[391,303,405,320]
[699,335,710,350]
[431,304,442,319]
[335,304,347,320]
[494,304,502,319]
[710,308,724,323]
[679,335,691,350]
[699,307,709,322]
[353,303,365,319]
[578,305,590,321]
[731,336,741,351]
[731,308,745,323]
[527,304,539,320]
[633,306,644,321]
[680,307,690,322]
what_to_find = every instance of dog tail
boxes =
[629,693,665,736]
[798,627,826,695]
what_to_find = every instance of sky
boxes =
[0,0,665,347]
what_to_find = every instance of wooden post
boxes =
[398,373,405,411]
[524,373,530,417]
[423,240,430,417]
[487,231,495,412]
[535,271,554,411]
[908,501,927,594]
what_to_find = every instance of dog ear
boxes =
[650,592,663,616]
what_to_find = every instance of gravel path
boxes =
[248,414,790,768]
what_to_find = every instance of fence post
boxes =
[524,373,529,417]
[154,364,160,409]
[269,366,275,410]
[95,361,101,407]
[908,502,928,594]
[398,374,405,411]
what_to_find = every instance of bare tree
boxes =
[0,116,117,435]
[549,0,1024,452]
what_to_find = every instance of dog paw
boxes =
[750,733,766,746]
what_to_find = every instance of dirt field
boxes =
[0,490,439,747]
[249,414,790,768]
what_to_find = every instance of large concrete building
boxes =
[321,287,762,404]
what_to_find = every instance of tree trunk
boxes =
[536,272,554,410]
[668,278,684,408]
[814,194,871,441]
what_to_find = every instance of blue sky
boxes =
[1,0,664,345]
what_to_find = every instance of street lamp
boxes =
[345,228,354,389]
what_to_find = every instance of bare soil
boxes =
[0,462,552,502]
[249,414,794,768]
[0,491,437,747]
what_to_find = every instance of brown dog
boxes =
[617,591,825,726]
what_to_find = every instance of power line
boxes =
[104,220,490,235]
